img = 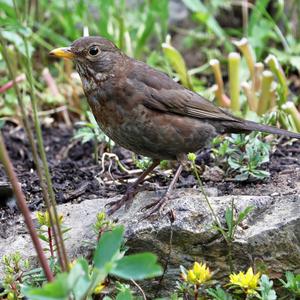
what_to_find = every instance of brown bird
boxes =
[50,36,300,216]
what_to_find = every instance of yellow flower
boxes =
[68,259,77,270]
[93,282,105,294]
[229,267,260,294]
[183,262,212,285]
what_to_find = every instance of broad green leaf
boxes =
[70,258,91,300]
[93,225,124,269]
[116,289,133,300]
[111,253,162,280]
[22,273,70,300]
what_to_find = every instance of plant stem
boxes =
[253,62,264,92]
[242,82,257,111]
[0,30,70,274]
[194,284,199,300]
[265,54,288,104]
[234,38,255,81]
[23,37,69,272]
[228,52,241,113]
[210,59,231,108]
[2,4,68,272]
[48,227,54,259]
[191,162,228,242]
[282,102,300,132]
[191,162,234,271]
[257,71,274,115]
[162,39,193,90]
[0,133,53,282]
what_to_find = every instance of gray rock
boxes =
[0,188,299,296]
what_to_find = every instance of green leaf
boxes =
[259,274,277,300]
[111,253,162,280]
[22,273,70,300]
[2,29,34,57]
[162,42,192,89]
[116,289,133,300]
[234,172,250,181]
[38,234,49,242]
[69,258,91,300]
[225,207,233,238]
[236,206,254,224]
[250,169,270,179]
[182,0,229,44]
[207,287,233,300]
[248,0,271,36]
[93,225,124,269]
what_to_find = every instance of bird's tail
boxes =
[224,119,300,139]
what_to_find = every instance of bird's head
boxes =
[49,36,122,90]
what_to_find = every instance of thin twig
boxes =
[0,133,53,282]
[131,279,147,300]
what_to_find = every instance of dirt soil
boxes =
[0,122,299,231]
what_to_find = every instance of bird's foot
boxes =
[141,194,171,218]
[105,187,137,215]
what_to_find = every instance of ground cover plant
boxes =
[0,0,299,299]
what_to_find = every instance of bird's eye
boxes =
[89,46,99,56]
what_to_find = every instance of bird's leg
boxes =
[142,164,183,217]
[106,159,160,215]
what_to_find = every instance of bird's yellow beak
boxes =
[49,47,75,59]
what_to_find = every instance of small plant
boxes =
[36,210,70,263]
[74,111,114,162]
[133,155,153,171]
[177,262,212,300]
[22,225,162,300]
[212,133,271,181]
[279,271,300,299]
[259,274,277,300]
[93,211,116,241]
[228,267,261,296]
[0,252,30,299]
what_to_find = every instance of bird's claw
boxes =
[141,195,170,219]
[105,188,136,215]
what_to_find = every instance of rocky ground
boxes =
[0,121,299,295]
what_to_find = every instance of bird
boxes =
[49,36,300,216]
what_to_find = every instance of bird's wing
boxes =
[128,61,237,122]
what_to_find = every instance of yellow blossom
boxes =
[93,282,105,294]
[183,262,212,285]
[229,267,260,294]
[68,259,77,270]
